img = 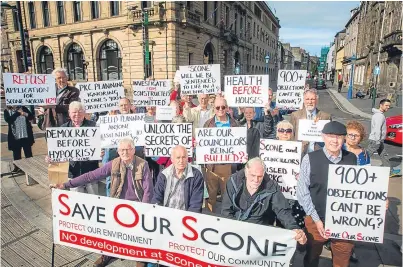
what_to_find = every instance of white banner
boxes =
[132,80,171,107]
[276,70,307,110]
[3,73,56,105]
[156,106,175,121]
[195,127,248,164]
[99,114,146,148]
[77,81,125,113]
[297,119,330,142]
[52,190,297,267]
[46,127,101,162]
[260,139,302,200]
[179,64,221,95]
[324,165,390,243]
[144,123,193,157]
[224,75,269,107]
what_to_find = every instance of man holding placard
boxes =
[290,88,331,155]
[37,68,80,130]
[297,121,357,267]
[183,94,214,135]
[47,101,100,194]
[203,97,241,212]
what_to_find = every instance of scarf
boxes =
[10,110,28,140]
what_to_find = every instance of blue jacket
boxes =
[152,165,204,213]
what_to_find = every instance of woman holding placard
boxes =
[4,105,35,173]
[275,120,306,228]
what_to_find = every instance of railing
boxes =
[132,7,156,19]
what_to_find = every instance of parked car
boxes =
[316,79,327,89]
[386,115,403,145]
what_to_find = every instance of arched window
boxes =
[37,46,54,74]
[99,39,122,80]
[66,43,86,80]
[203,43,214,64]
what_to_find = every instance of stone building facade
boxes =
[334,30,346,83]
[3,1,280,94]
[1,8,13,76]
[354,1,402,98]
[282,43,294,70]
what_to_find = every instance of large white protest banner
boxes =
[132,80,171,106]
[260,139,302,199]
[276,70,307,110]
[179,64,221,95]
[297,119,330,142]
[52,190,297,267]
[195,127,248,164]
[3,73,56,105]
[99,114,146,148]
[46,127,101,162]
[225,75,269,107]
[324,165,390,243]
[144,123,192,157]
[77,81,125,113]
[156,106,175,121]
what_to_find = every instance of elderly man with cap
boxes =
[297,121,357,267]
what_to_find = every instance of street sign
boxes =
[374,66,380,75]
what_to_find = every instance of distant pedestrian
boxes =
[338,80,343,93]
[367,99,391,167]
[4,106,35,173]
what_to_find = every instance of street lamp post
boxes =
[347,54,356,100]
[265,54,270,74]
[1,2,28,72]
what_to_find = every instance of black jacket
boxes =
[221,169,299,230]
[238,114,274,159]
[4,106,35,151]
[61,119,99,178]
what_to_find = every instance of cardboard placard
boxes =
[224,75,269,107]
[324,165,390,243]
[132,80,171,107]
[297,119,330,142]
[195,127,248,164]
[77,81,125,113]
[48,162,69,184]
[260,139,302,199]
[276,70,307,110]
[3,73,56,105]
[179,64,221,95]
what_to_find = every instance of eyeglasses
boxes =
[347,133,361,139]
[215,106,226,110]
[278,128,293,133]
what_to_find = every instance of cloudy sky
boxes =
[268,1,360,56]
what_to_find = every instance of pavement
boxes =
[1,89,402,267]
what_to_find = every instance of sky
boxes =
[268,1,360,56]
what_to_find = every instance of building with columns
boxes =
[2,1,280,93]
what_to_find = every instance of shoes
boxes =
[350,251,358,262]
[94,255,113,267]
[11,166,22,173]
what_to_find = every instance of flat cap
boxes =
[322,121,347,135]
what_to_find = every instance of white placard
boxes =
[3,73,56,105]
[144,123,192,157]
[260,139,302,199]
[99,114,146,148]
[156,106,175,121]
[179,64,221,95]
[132,80,171,106]
[77,80,125,113]
[276,70,307,110]
[52,190,296,267]
[195,127,248,164]
[46,127,101,162]
[324,165,390,243]
[297,119,330,142]
[224,75,269,107]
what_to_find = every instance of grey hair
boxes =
[245,157,266,170]
[118,137,135,148]
[304,88,318,97]
[52,67,68,77]
[69,101,85,111]
[172,115,186,123]
[277,120,293,130]
[171,145,188,157]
